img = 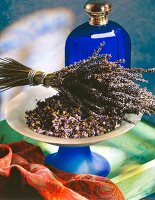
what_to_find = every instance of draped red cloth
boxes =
[0,141,125,200]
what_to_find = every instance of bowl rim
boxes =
[5,85,142,147]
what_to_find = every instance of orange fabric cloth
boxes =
[0,141,125,200]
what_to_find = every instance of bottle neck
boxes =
[89,16,108,26]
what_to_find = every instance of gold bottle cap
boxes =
[84,0,112,26]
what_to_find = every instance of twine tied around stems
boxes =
[41,72,50,87]
[28,70,38,86]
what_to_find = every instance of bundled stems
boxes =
[1,43,155,138]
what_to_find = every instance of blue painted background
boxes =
[0,0,155,123]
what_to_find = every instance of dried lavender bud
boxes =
[23,43,155,138]
[1,43,155,138]
[25,92,123,138]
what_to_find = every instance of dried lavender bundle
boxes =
[25,45,155,138]
[1,43,155,138]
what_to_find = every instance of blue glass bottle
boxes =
[65,1,131,68]
[46,1,131,177]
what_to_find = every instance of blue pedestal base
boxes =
[45,146,110,177]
